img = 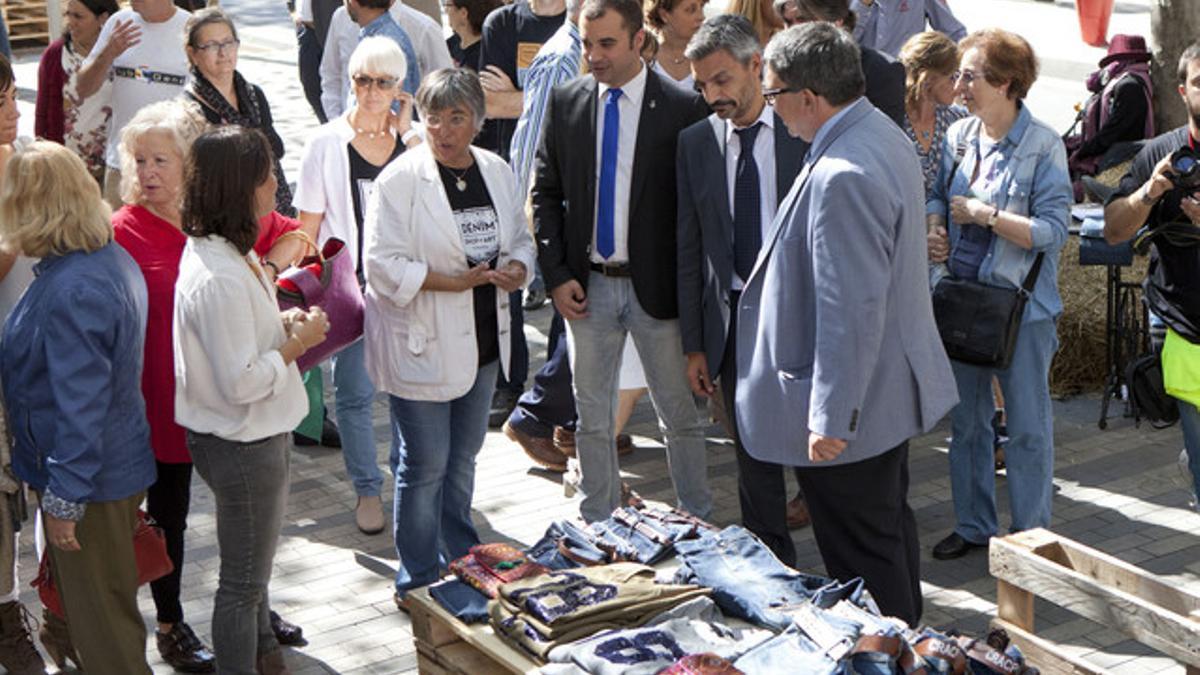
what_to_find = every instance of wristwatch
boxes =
[986,206,1000,229]
[1139,186,1157,206]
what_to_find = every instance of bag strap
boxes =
[1018,252,1046,298]
[273,229,323,264]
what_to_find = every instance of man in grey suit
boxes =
[676,15,808,567]
[737,22,957,625]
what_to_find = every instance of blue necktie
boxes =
[733,122,763,281]
[597,88,622,260]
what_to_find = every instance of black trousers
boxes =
[146,461,193,625]
[794,442,922,626]
[508,311,575,436]
[721,291,797,568]
[296,24,327,124]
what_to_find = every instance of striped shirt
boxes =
[509,20,582,200]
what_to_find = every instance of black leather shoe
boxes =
[156,622,215,673]
[292,431,318,446]
[932,532,986,560]
[488,389,521,429]
[270,611,305,646]
[320,415,342,448]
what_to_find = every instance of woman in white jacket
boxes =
[363,67,535,603]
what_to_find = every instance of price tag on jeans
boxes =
[787,603,853,661]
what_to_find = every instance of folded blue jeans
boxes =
[674,525,872,630]
[428,578,489,624]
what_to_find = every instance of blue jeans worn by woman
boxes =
[332,338,384,497]
[390,360,498,595]
[188,431,290,674]
[948,319,1058,543]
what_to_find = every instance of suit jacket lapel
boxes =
[628,70,661,216]
[747,102,870,285]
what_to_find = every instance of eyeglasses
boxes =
[352,75,400,90]
[762,86,798,105]
[423,112,472,129]
[951,69,978,85]
[194,38,239,55]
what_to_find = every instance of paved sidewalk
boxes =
[9,1,1200,673]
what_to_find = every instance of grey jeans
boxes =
[567,273,711,522]
[188,431,290,674]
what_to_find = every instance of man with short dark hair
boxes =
[676,14,808,566]
[738,23,956,625]
[535,0,711,523]
[1105,42,1200,511]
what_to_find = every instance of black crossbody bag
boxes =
[932,252,1044,370]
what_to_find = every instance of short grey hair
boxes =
[415,68,487,133]
[684,14,761,65]
[348,35,408,82]
[763,22,863,106]
[118,98,208,205]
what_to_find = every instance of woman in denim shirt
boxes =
[925,29,1071,561]
[0,141,156,673]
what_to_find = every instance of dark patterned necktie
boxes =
[733,122,763,281]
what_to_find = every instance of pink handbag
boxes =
[274,231,364,372]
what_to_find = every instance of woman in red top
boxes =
[111,99,306,673]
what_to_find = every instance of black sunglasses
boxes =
[352,75,400,90]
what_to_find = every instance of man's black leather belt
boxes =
[589,262,632,277]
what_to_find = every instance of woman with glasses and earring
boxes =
[294,36,421,539]
[363,67,534,605]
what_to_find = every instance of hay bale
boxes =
[1049,237,1149,396]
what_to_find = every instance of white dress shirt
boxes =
[319,4,453,119]
[173,236,307,443]
[710,104,778,289]
[590,63,647,264]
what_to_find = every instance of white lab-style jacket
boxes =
[362,143,536,401]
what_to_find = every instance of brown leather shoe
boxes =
[555,428,634,457]
[38,608,77,670]
[0,602,44,675]
[504,421,566,472]
[156,622,215,673]
[786,495,811,530]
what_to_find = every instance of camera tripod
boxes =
[1098,263,1148,429]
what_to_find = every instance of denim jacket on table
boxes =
[926,103,1072,323]
[0,243,156,521]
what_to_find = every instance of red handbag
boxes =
[33,509,174,618]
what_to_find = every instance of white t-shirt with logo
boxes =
[87,8,191,169]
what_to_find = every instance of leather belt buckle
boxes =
[589,262,631,277]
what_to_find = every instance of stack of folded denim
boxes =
[540,596,771,675]
[525,503,709,569]
[489,562,709,659]
[673,525,878,631]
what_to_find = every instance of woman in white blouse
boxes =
[173,126,328,674]
[363,68,535,603]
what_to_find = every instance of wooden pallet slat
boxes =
[990,528,1200,674]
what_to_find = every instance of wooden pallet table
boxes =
[2,0,50,47]
[989,528,1200,675]
[407,584,540,675]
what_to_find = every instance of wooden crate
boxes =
[989,528,1200,675]
[2,0,49,47]
[407,585,541,675]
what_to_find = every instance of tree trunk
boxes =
[1151,0,1200,131]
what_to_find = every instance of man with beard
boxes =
[675,14,808,566]
[1105,41,1200,512]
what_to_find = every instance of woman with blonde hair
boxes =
[724,0,783,46]
[644,0,705,89]
[0,140,155,674]
[898,31,965,198]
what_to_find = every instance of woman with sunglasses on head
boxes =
[294,36,420,538]
[926,29,1070,561]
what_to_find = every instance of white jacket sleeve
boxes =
[363,166,428,307]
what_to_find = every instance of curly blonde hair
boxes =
[0,141,112,257]
[118,99,209,206]
[898,31,959,111]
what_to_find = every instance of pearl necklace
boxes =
[355,125,393,139]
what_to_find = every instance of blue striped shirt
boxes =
[509,20,582,199]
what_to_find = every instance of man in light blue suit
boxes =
[735,22,957,626]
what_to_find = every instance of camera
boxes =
[1169,146,1200,190]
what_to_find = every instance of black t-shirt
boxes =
[1108,126,1200,339]
[438,161,500,367]
[348,138,405,276]
[448,34,483,72]
[477,1,565,158]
